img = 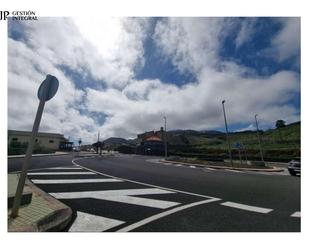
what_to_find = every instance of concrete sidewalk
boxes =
[8,173,72,232]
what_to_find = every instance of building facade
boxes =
[8,130,71,151]
[136,127,165,155]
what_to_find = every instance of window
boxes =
[49,140,54,143]
[12,137,18,141]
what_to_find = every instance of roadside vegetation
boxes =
[111,121,300,163]
[168,121,300,162]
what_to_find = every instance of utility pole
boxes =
[222,100,233,167]
[255,114,264,163]
[163,116,168,159]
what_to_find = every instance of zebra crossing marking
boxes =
[49,188,180,209]
[32,178,122,184]
[69,211,125,232]
[28,172,95,175]
[290,211,300,218]
[28,158,296,231]
[45,167,82,170]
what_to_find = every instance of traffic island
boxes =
[161,157,284,172]
[8,173,72,232]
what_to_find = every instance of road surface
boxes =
[8,153,300,232]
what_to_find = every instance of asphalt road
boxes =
[8,153,300,232]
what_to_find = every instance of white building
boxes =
[8,130,69,151]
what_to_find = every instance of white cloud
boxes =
[260,17,300,63]
[84,69,299,139]
[16,17,149,88]
[8,17,300,143]
[235,18,257,49]
[271,17,300,62]
[8,37,99,143]
[235,124,256,132]
[153,17,227,74]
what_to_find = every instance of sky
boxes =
[7,17,300,144]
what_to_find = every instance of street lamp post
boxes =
[254,114,264,163]
[222,100,233,167]
[163,116,168,159]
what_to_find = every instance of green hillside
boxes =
[168,121,300,162]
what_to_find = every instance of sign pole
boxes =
[10,74,59,218]
[238,149,243,165]
[10,100,45,218]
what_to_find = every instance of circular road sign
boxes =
[37,74,59,102]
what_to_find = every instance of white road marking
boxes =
[45,167,82,170]
[221,201,273,214]
[72,158,219,200]
[28,172,95,175]
[224,169,244,173]
[175,164,183,167]
[291,211,300,218]
[190,166,196,168]
[103,195,179,209]
[12,166,82,173]
[32,179,122,184]
[69,211,125,232]
[204,167,217,171]
[50,188,180,209]
[117,198,219,232]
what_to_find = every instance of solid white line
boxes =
[45,167,82,170]
[221,201,273,214]
[69,211,125,232]
[291,211,300,218]
[50,188,180,209]
[117,198,219,232]
[32,179,122,184]
[28,172,95,175]
[72,158,220,200]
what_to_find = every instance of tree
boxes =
[275,120,286,142]
[276,120,286,129]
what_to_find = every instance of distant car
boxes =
[288,159,300,176]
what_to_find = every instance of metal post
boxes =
[222,100,233,167]
[163,116,168,159]
[238,149,243,165]
[97,131,100,154]
[10,100,45,218]
[243,145,248,164]
[255,114,264,163]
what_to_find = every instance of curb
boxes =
[8,152,69,159]
[160,160,284,172]
[8,178,72,232]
